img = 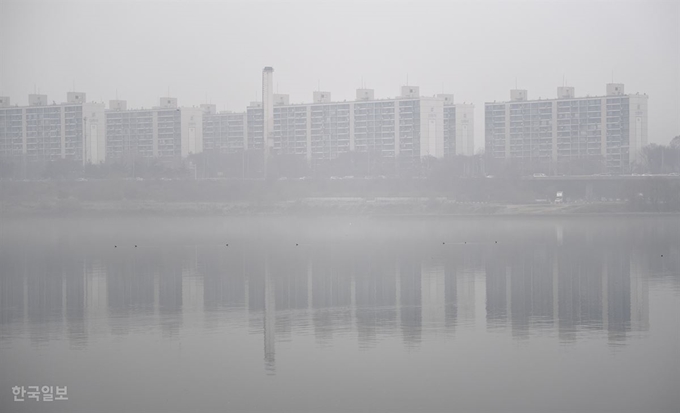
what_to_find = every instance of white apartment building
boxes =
[1,84,475,168]
[442,97,474,157]
[245,86,475,162]
[200,104,247,153]
[485,83,648,172]
[0,93,106,164]
[105,98,203,162]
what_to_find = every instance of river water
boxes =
[1,216,678,412]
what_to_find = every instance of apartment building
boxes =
[0,80,475,169]
[441,95,474,157]
[0,93,106,164]
[245,86,475,162]
[246,102,264,152]
[485,84,648,172]
[310,93,352,160]
[105,98,203,162]
[276,100,309,157]
[200,104,246,154]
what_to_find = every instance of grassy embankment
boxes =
[0,179,674,216]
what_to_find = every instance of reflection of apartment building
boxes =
[105,97,203,162]
[485,84,648,172]
[245,86,475,162]
[354,256,398,346]
[421,261,445,327]
[628,254,649,332]
[0,93,106,164]
[480,238,650,344]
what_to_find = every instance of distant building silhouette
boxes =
[485,83,648,173]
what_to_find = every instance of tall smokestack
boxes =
[262,66,274,177]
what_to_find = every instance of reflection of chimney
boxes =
[395,261,401,328]
[602,260,609,332]
[264,259,276,374]
[552,259,559,328]
[505,266,512,326]
[262,67,274,177]
[307,260,314,311]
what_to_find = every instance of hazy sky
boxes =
[1,0,678,150]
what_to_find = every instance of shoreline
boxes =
[2,199,677,217]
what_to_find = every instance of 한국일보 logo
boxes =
[12,386,68,402]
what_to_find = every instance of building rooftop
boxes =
[485,84,647,105]
[485,92,648,105]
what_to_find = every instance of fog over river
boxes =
[1,217,678,412]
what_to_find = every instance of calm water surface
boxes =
[1,217,679,412]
